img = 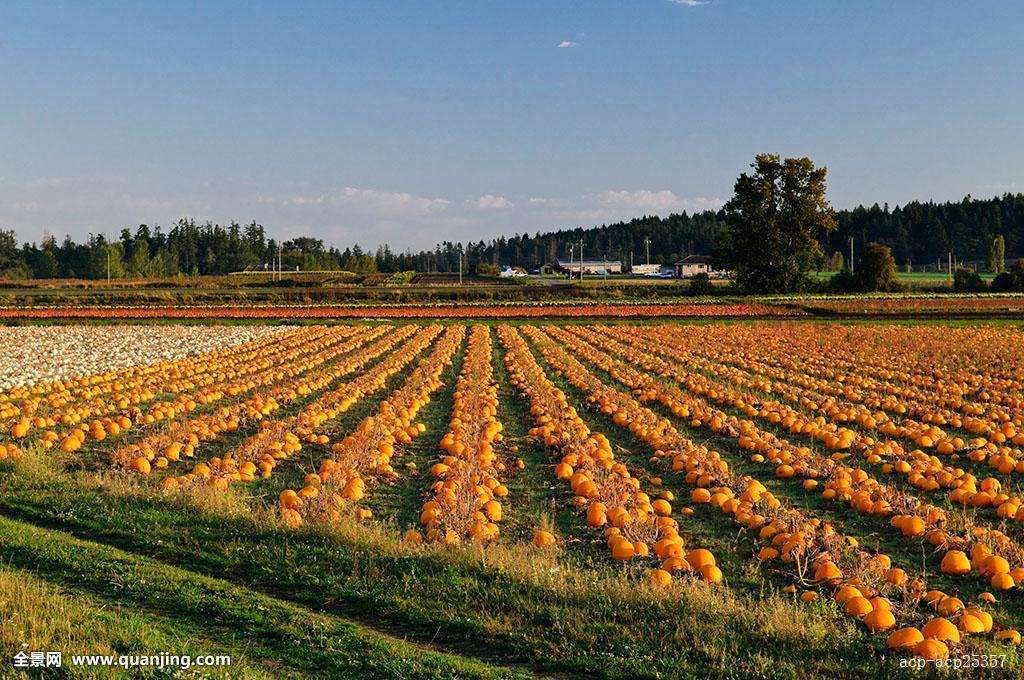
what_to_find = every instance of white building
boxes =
[555,259,623,275]
[499,266,528,278]
[674,255,714,278]
[631,263,662,276]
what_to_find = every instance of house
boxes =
[674,255,713,279]
[555,259,623,276]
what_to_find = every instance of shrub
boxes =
[828,268,857,292]
[992,271,1016,292]
[1013,260,1024,291]
[475,263,501,277]
[953,268,987,292]
[688,272,715,295]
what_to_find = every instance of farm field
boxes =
[0,301,800,321]
[3,321,1024,678]
[2,293,1024,323]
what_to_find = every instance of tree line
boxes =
[0,220,383,280]
[716,154,1024,294]
[2,189,1024,281]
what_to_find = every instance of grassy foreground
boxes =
[0,449,881,679]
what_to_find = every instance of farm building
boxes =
[555,259,623,276]
[631,263,675,277]
[674,255,713,278]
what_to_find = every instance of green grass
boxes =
[809,270,998,288]
[0,518,510,680]
[0,452,891,679]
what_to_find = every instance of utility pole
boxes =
[578,238,584,281]
[948,251,953,284]
[106,247,111,283]
[459,247,463,286]
[569,243,574,279]
[644,237,651,265]
[849,236,854,273]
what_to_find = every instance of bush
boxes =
[828,268,857,293]
[992,271,1016,292]
[1013,260,1024,291]
[475,263,501,277]
[953,268,987,292]
[385,271,417,285]
[688,272,715,295]
[829,244,907,293]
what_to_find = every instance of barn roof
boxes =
[675,255,713,265]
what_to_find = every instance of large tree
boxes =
[719,154,836,293]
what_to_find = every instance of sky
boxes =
[1,1,1022,250]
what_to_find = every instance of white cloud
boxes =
[283,187,450,216]
[557,40,578,48]
[597,189,724,213]
[511,188,724,231]
[476,194,515,210]
[671,0,707,6]
[0,176,723,253]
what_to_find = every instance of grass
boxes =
[808,270,998,288]
[0,523,506,680]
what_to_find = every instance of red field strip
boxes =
[0,303,800,319]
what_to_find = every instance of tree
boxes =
[105,243,127,279]
[0,229,31,278]
[719,154,836,293]
[128,238,152,278]
[829,251,845,272]
[0,229,20,269]
[987,234,1005,273]
[87,241,126,280]
[35,248,60,278]
[854,242,904,292]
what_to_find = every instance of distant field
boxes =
[810,270,997,288]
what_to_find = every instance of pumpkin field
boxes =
[3,320,1024,678]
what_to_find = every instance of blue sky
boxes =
[2,1,1022,249]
